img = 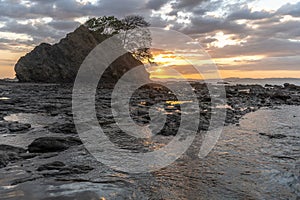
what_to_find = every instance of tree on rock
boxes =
[84,15,153,63]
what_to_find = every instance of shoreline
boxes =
[0,81,299,199]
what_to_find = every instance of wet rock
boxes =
[0,127,9,134]
[37,161,66,171]
[47,122,77,134]
[38,161,94,176]
[19,153,38,159]
[11,176,42,186]
[8,122,31,132]
[0,144,26,168]
[57,165,94,175]
[259,132,287,139]
[28,136,82,153]
[0,152,9,168]
[0,144,27,153]
[283,83,299,90]
[271,92,291,101]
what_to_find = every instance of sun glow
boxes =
[155,68,163,73]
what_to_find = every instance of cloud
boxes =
[277,2,300,17]
[227,7,274,20]
[219,56,300,71]
[48,20,81,30]
[173,0,208,9]
[0,0,300,76]
[210,38,300,58]
[145,0,167,10]
[183,16,248,35]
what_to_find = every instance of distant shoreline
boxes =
[1,77,300,86]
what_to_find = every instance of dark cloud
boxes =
[183,16,248,35]
[227,7,274,20]
[277,2,300,17]
[48,20,80,30]
[210,38,300,58]
[145,0,167,10]
[0,20,65,42]
[173,0,207,9]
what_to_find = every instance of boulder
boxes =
[28,136,82,153]
[15,25,150,83]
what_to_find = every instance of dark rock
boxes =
[47,122,77,134]
[37,161,66,171]
[0,144,27,153]
[0,152,9,168]
[283,83,299,90]
[58,165,94,175]
[259,132,287,139]
[15,25,150,84]
[38,161,93,176]
[0,145,26,168]
[8,122,31,132]
[271,92,291,101]
[19,153,38,159]
[0,127,9,134]
[28,136,82,153]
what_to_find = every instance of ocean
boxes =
[223,78,300,86]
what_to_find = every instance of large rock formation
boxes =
[15,25,150,83]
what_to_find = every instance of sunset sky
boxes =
[0,0,300,79]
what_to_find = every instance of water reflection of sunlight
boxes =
[166,100,192,105]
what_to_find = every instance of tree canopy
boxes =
[84,15,153,63]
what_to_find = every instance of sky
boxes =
[0,0,300,79]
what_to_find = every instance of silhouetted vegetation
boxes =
[85,15,153,63]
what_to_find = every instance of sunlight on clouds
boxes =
[152,53,189,66]
[220,70,300,79]
[176,11,192,24]
[280,15,300,22]
[17,19,31,25]
[207,32,247,48]
[164,24,174,30]
[0,32,33,41]
[288,39,300,42]
[17,17,53,26]
[76,0,98,5]
[248,0,300,12]
[235,20,259,29]
[151,1,177,21]
[74,16,91,24]
[214,55,266,66]
[20,0,35,7]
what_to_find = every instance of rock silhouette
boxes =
[15,25,150,83]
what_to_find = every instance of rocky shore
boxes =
[0,81,299,199]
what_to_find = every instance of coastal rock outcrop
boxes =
[15,25,150,83]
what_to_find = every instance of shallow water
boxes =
[1,113,69,148]
[4,113,66,128]
[0,106,299,199]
